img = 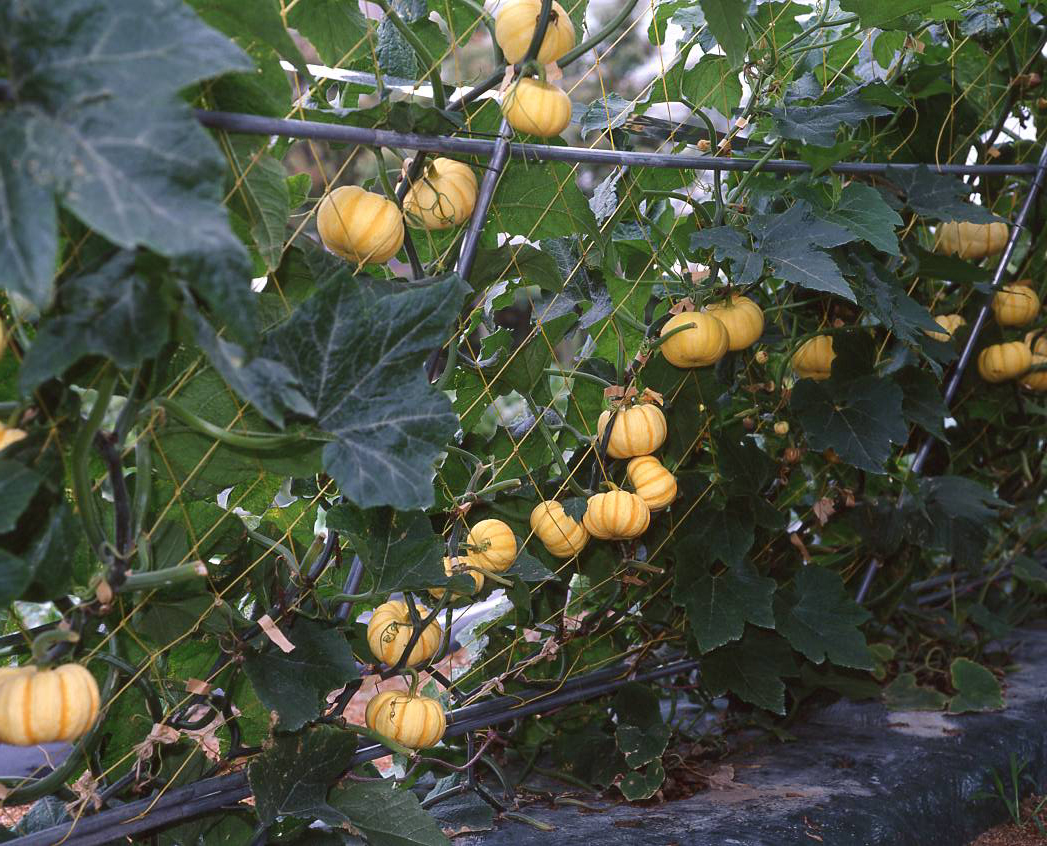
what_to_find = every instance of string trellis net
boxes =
[0,0,1046,842]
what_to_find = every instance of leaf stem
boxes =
[72,370,117,557]
[371,0,447,111]
[342,723,417,758]
[159,398,327,450]
[543,367,612,388]
[524,395,589,498]
[116,561,209,593]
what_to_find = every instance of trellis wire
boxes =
[854,140,1047,605]
[9,656,700,846]
[195,109,1041,176]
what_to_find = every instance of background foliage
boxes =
[2,0,1047,839]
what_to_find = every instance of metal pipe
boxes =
[855,141,1047,605]
[194,110,1039,176]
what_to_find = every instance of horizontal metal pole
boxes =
[196,110,1039,176]
[11,656,698,846]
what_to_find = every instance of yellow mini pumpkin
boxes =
[596,403,667,460]
[1020,354,1047,392]
[977,341,1032,383]
[0,664,100,745]
[704,295,764,351]
[1026,330,1047,355]
[659,312,729,368]
[529,501,589,558]
[791,335,836,381]
[934,221,1008,260]
[582,489,651,540]
[367,601,443,668]
[317,185,404,264]
[502,78,572,138]
[992,284,1041,327]
[365,690,446,749]
[625,455,677,511]
[495,0,576,65]
[401,158,478,230]
[466,519,517,573]
[0,424,27,454]
[925,313,966,342]
[429,556,484,601]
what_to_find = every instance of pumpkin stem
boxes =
[404,667,422,697]
[465,566,512,587]
[31,629,80,666]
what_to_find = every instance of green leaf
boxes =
[470,244,565,294]
[267,272,469,510]
[852,258,942,347]
[896,367,949,440]
[909,476,1001,568]
[226,140,291,271]
[619,760,666,801]
[702,628,797,714]
[327,506,448,593]
[791,375,907,473]
[19,253,171,392]
[749,204,854,300]
[326,781,452,846]
[613,683,671,768]
[0,460,42,534]
[186,0,309,74]
[287,0,371,67]
[715,431,776,494]
[840,0,941,28]
[651,54,743,114]
[0,0,256,331]
[947,658,1004,713]
[580,94,635,139]
[0,549,31,607]
[505,547,557,582]
[769,87,891,147]
[680,507,755,569]
[243,619,359,730]
[697,0,747,67]
[485,160,601,246]
[813,183,902,255]
[884,672,949,710]
[0,117,56,308]
[886,165,1000,223]
[674,559,775,653]
[776,567,873,670]
[249,724,358,825]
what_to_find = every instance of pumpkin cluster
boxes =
[659,295,764,370]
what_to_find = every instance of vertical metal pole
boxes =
[856,142,1047,604]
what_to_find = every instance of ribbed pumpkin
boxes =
[502,78,572,138]
[317,185,404,264]
[466,519,517,573]
[529,500,589,558]
[992,284,1041,327]
[625,455,677,511]
[495,0,575,64]
[596,403,667,459]
[402,158,478,230]
[365,690,446,749]
[659,312,729,368]
[429,555,484,601]
[367,601,443,668]
[1020,354,1047,392]
[791,335,836,381]
[977,341,1032,383]
[583,490,650,540]
[925,313,966,341]
[704,295,764,351]
[934,221,1008,260]
[0,664,100,745]
[1026,330,1047,355]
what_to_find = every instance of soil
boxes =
[968,797,1047,846]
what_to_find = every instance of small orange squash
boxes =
[992,284,1041,327]
[977,341,1032,383]
[925,314,966,342]
[367,601,443,668]
[582,489,651,540]
[704,295,764,351]
[402,158,478,230]
[1025,330,1047,355]
[529,501,589,558]
[502,78,572,138]
[1020,354,1047,392]
[934,221,1008,260]
[466,519,517,573]
[317,185,404,264]
[0,664,100,745]
[495,0,576,65]
[0,424,27,454]
[625,455,677,511]
[429,556,484,601]
[658,312,729,368]
[365,690,446,749]
[791,336,835,381]
[596,403,667,459]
